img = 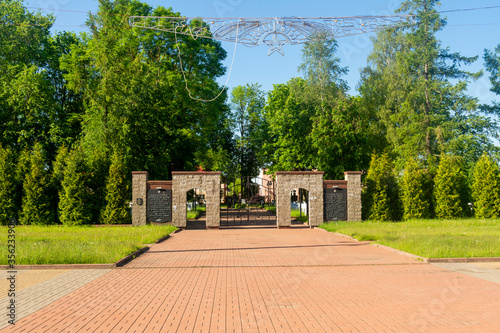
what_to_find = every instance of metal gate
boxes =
[220,176,276,226]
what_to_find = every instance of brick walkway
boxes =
[2,228,500,332]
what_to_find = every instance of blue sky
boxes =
[25,0,500,104]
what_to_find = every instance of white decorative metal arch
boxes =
[129,15,416,56]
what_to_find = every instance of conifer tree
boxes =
[401,158,433,220]
[50,146,69,223]
[0,145,17,225]
[59,146,92,225]
[434,155,469,219]
[472,153,500,218]
[20,143,54,225]
[363,153,401,221]
[101,151,130,225]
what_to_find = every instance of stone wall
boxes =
[132,171,148,226]
[172,172,221,228]
[344,171,362,221]
[275,172,324,228]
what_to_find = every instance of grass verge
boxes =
[291,209,308,223]
[320,219,500,258]
[187,206,206,219]
[0,224,177,265]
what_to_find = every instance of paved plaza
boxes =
[2,228,500,332]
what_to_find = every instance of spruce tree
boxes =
[59,146,92,225]
[472,153,500,218]
[401,158,432,220]
[363,153,401,221]
[0,145,17,225]
[434,155,469,219]
[20,143,54,225]
[101,151,131,225]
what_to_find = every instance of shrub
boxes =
[59,146,92,225]
[20,143,54,225]
[472,153,500,218]
[401,157,433,220]
[0,145,17,225]
[434,155,469,219]
[362,153,401,221]
[101,151,131,224]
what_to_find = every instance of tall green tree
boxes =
[434,155,469,219]
[362,153,401,221]
[101,151,131,224]
[0,145,17,225]
[359,0,494,169]
[472,153,500,218]
[264,78,316,172]
[401,157,433,220]
[265,36,378,178]
[484,43,500,121]
[20,143,53,225]
[62,0,230,179]
[230,83,266,177]
[59,146,92,225]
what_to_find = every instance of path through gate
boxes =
[220,176,276,227]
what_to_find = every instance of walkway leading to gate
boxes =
[4,228,500,332]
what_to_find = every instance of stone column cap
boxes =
[275,171,325,175]
[132,171,149,175]
[344,171,363,175]
[172,171,221,175]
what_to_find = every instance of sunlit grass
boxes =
[291,208,308,223]
[0,225,177,265]
[187,205,205,219]
[320,219,500,258]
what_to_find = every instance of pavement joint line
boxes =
[114,263,426,269]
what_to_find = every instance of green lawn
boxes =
[320,219,500,258]
[291,209,308,223]
[1,225,177,265]
[187,205,206,219]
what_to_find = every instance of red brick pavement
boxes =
[3,228,500,332]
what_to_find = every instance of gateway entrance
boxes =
[220,176,276,227]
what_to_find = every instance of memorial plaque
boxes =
[324,188,347,221]
[147,189,172,222]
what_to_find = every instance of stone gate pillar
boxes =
[132,171,148,226]
[344,171,362,221]
[172,172,221,228]
[275,172,324,228]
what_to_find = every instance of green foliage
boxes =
[0,145,17,225]
[59,146,92,225]
[101,152,131,225]
[359,0,494,169]
[362,153,401,221]
[230,83,267,177]
[401,158,433,220]
[434,155,469,219]
[484,43,500,113]
[20,143,54,225]
[265,37,378,177]
[61,0,231,178]
[472,153,500,218]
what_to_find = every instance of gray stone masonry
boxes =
[132,171,148,226]
[172,172,221,228]
[345,171,362,221]
[275,172,324,228]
